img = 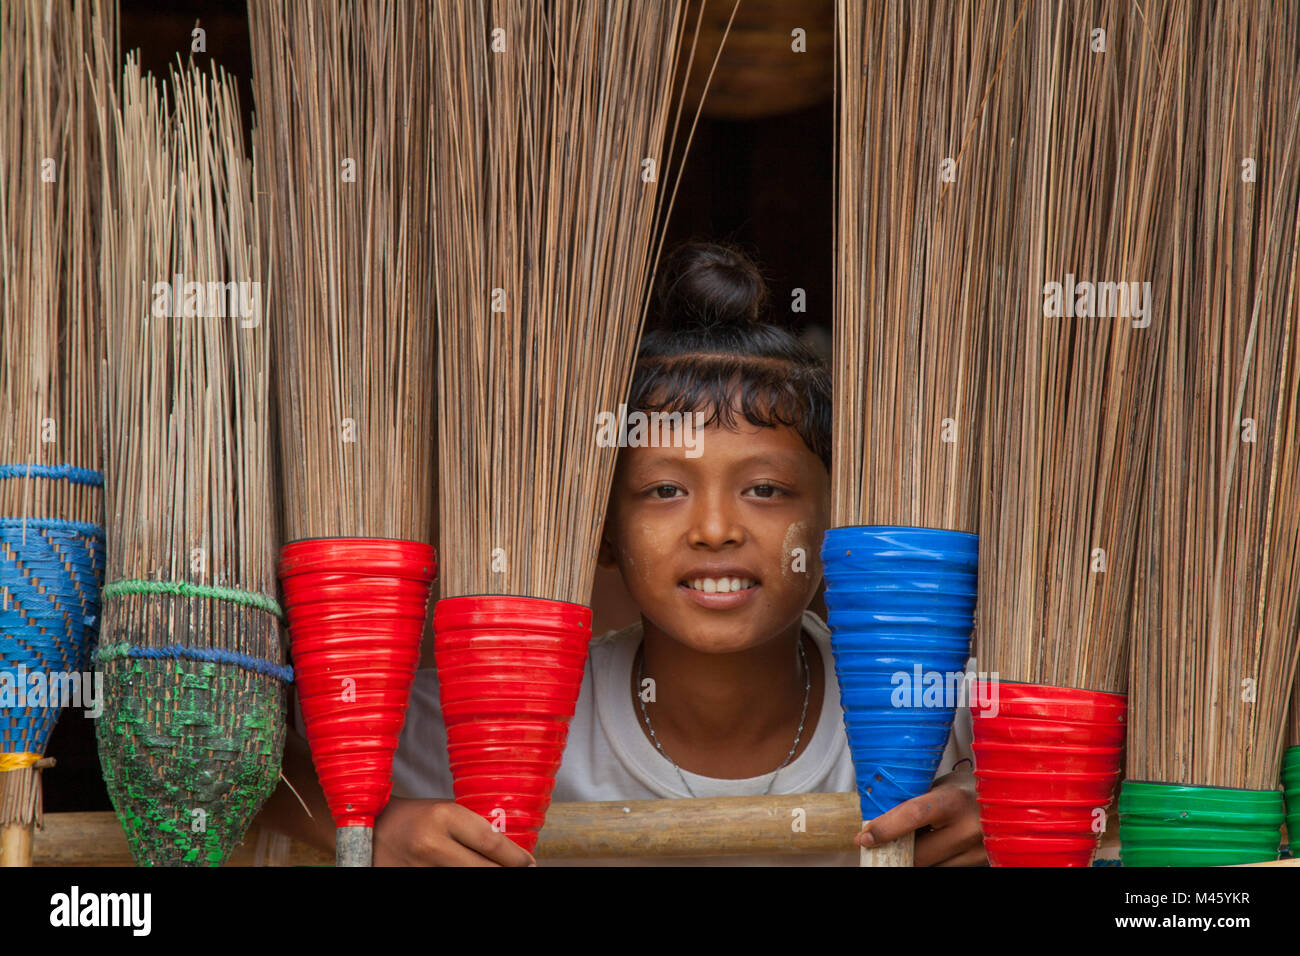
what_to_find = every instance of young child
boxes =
[375,241,984,866]
[258,241,983,865]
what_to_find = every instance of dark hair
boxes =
[629,241,831,468]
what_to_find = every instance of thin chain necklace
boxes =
[635,636,811,798]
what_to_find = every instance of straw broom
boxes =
[248,0,437,866]
[0,0,116,866]
[248,0,435,543]
[969,0,1178,867]
[429,0,731,855]
[978,0,1174,698]
[1122,0,1300,866]
[830,0,1021,866]
[93,54,287,866]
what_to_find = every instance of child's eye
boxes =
[748,484,783,499]
[653,485,682,499]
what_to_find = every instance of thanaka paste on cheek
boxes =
[782,520,810,583]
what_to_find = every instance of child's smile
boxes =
[678,567,761,608]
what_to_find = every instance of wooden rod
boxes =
[28,802,1283,865]
[0,823,33,867]
[0,758,53,867]
[31,794,861,864]
[533,792,861,858]
[860,829,915,867]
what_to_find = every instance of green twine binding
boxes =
[102,578,283,619]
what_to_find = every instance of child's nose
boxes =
[686,494,745,549]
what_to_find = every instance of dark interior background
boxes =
[45,0,834,813]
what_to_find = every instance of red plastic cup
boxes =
[280,537,437,829]
[434,594,592,854]
[970,680,1126,867]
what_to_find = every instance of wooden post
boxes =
[0,757,54,867]
[0,822,32,867]
[860,828,914,866]
[533,792,861,858]
[335,825,371,867]
[25,803,1300,865]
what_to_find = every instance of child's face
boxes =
[600,419,829,654]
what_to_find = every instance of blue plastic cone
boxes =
[821,525,977,822]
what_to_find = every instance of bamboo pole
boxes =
[29,802,1285,865]
[0,822,32,867]
[534,793,861,858]
[32,794,859,864]
[861,831,914,867]
[0,757,54,867]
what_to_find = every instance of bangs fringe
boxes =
[628,353,832,467]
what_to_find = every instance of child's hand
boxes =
[852,769,986,866]
[374,797,537,867]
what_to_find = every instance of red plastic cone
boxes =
[279,538,437,862]
[434,595,591,854]
[970,680,1126,866]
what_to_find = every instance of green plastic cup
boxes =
[1118,780,1283,867]
[1282,747,1300,854]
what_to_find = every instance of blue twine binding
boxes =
[0,517,105,538]
[94,642,294,684]
[0,464,104,487]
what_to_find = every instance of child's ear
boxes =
[597,488,620,568]
[597,531,618,569]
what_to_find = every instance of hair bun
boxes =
[653,241,769,330]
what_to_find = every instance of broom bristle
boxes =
[1290,669,1300,746]
[1,0,115,525]
[98,55,277,661]
[248,0,435,544]
[1290,668,1300,746]
[1,0,115,834]
[1127,0,1300,790]
[976,0,1176,693]
[430,0,727,604]
[832,0,1021,533]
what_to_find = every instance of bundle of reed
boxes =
[0,0,116,866]
[827,0,1021,866]
[972,0,1179,868]
[1121,0,1300,867]
[1286,673,1300,850]
[248,0,438,866]
[93,54,287,867]
[430,0,729,855]
[1292,676,1300,746]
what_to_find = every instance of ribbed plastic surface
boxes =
[434,595,591,854]
[821,525,977,820]
[971,681,1126,866]
[279,537,436,829]
[1283,746,1300,854]
[1119,780,1284,867]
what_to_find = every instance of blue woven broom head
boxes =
[1,519,105,758]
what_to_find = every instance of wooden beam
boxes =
[1,823,33,868]
[32,793,861,865]
[28,803,1293,866]
[31,811,333,867]
[534,792,860,857]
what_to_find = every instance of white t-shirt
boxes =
[389,610,974,865]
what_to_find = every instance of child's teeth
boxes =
[686,577,758,593]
